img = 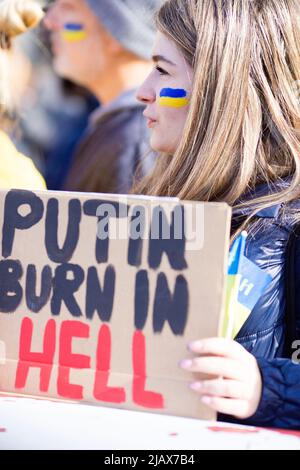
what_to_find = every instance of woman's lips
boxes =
[143,113,157,129]
[147,118,157,129]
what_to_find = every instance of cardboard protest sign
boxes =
[0,189,231,420]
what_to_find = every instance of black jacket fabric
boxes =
[62,88,155,194]
[220,181,300,429]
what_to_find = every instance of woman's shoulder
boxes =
[0,131,46,190]
[233,179,300,274]
[233,178,300,230]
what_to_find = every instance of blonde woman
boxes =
[135,0,300,429]
[0,0,45,189]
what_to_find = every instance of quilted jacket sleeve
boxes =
[218,214,300,430]
[243,357,300,429]
[218,357,300,430]
[243,222,300,430]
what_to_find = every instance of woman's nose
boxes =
[43,5,61,31]
[136,81,156,105]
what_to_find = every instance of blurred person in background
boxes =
[8,2,99,190]
[40,79,99,190]
[0,0,46,190]
[16,61,99,189]
[44,0,161,194]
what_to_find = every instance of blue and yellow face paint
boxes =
[158,88,189,108]
[62,23,87,42]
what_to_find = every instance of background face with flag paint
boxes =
[137,32,193,154]
[43,0,120,87]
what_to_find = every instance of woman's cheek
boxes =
[151,116,183,154]
[158,87,190,132]
[151,88,190,153]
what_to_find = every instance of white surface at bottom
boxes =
[0,396,299,450]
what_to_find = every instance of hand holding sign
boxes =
[180,337,262,419]
[180,232,272,419]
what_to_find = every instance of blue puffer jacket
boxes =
[219,181,300,430]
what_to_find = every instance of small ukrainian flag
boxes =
[62,23,87,42]
[221,232,272,339]
[158,88,189,108]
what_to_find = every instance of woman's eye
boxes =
[156,66,169,76]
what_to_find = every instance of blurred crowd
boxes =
[0,0,161,192]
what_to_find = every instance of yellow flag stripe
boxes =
[221,274,251,338]
[158,97,189,108]
[62,31,87,42]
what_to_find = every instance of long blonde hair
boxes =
[133,0,300,231]
[0,0,44,122]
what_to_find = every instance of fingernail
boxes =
[190,382,203,391]
[179,359,193,369]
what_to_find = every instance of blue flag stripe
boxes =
[64,23,84,31]
[228,232,247,275]
[159,88,187,98]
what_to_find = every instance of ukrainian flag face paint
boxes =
[137,31,193,154]
[158,88,189,108]
[62,23,87,42]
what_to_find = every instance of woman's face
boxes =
[136,32,193,155]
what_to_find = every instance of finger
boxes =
[201,396,250,418]
[188,338,250,362]
[180,356,244,381]
[190,379,248,400]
